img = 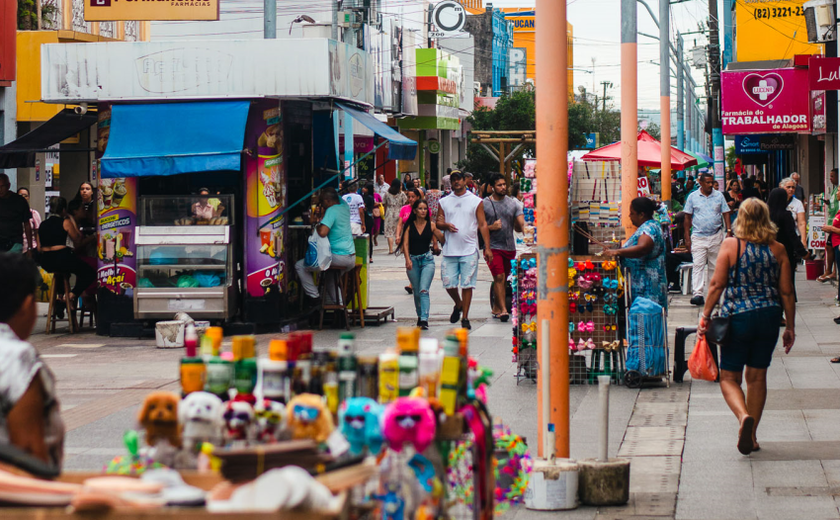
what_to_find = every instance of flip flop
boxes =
[491,313,501,320]
[738,416,756,455]
[752,442,761,452]
[831,357,840,364]
[499,313,510,323]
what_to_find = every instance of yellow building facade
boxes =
[17,2,150,122]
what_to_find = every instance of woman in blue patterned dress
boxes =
[698,198,795,455]
[603,197,668,310]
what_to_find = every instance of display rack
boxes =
[511,254,536,384]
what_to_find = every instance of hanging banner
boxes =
[244,102,286,298]
[808,56,840,90]
[811,91,826,135]
[808,215,826,250]
[721,68,811,135]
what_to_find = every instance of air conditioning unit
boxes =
[804,0,836,43]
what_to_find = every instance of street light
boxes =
[289,14,316,35]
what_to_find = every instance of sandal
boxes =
[499,313,510,323]
[738,416,756,455]
[831,357,840,364]
[405,286,413,295]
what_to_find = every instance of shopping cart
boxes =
[622,274,670,388]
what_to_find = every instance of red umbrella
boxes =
[580,130,697,171]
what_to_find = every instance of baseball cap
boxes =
[450,170,465,180]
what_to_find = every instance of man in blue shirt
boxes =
[683,172,732,305]
[295,188,357,305]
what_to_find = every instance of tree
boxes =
[18,0,57,30]
[643,123,661,141]
[458,90,536,176]
[725,145,736,169]
[568,86,620,150]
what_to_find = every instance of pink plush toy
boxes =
[382,397,436,453]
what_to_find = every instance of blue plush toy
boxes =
[338,397,384,456]
[371,485,405,520]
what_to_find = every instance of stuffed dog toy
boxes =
[138,391,182,449]
[223,399,255,444]
[254,398,288,443]
[382,396,436,453]
[179,391,225,450]
[287,393,334,443]
[339,397,383,456]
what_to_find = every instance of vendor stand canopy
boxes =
[684,150,713,171]
[580,130,698,171]
[101,101,251,178]
[0,109,97,168]
[335,102,416,161]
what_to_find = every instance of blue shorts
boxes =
[719,306,781,372]
[441,252,479,290]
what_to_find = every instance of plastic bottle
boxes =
[378,351,399,404]
[418,338,441,399]
[205,326,224,356]
[234,358,258,396]
[323,370,339,415]
[232,335,256,361]
[184,324,198,358]
[180,358,206,396]
[398,342,419,397]
[337,333,357,401]
[205,358,233,400]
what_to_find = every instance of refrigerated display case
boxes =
[134,195,237,319]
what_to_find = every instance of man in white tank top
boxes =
[436,171,492,330]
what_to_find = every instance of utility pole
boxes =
[621,0,638,234]
[601,81,612,113]
[676,33,684,151]
[709,0,724,187]
[264,0,276,38]
[535,0,570,459]
[685,52,693,153]
[659,0,671,202]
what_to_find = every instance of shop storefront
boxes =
[37,38,415,334]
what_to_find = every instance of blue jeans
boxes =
[407,252,435,321]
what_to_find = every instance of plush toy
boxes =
[382,397,436,453]
[287,394,334,444]
[338,397,384,456]
[138,391,182,449]
[179,391,225,451]
[371,484,405,520]
[223,400,255,444]
[254,399,288,443]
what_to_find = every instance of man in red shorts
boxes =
[483,173,524,322]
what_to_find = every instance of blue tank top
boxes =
[721,240,780,317]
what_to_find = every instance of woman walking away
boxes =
[37,197,97,312]
[383,179,406,254]
[698,198,795,455]
[768,188,808,315]
[402,200,442,330]
[603,197,668,310]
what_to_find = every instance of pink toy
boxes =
[382,397,436,453]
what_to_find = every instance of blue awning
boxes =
[101,101,250,178]
[335,102,416,161]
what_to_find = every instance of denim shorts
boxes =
[441,251,479,289]
[719,306,782,372]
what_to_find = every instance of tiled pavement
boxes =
[28,247,840,519]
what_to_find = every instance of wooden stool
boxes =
[318,267,353,330]
[77,295,97,329]
[46,273,78,334]
[345,265,365,328]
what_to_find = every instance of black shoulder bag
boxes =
[707,239,741,346]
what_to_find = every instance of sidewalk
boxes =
[27,247,840,519]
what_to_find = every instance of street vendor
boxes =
[603,197,668,310]
[0,253,65,468]
[192,187,224,221]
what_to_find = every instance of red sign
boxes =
[721,68,810,135]
[808,56,840,91]
[0,0,15,84]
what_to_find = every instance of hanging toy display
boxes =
[287,393,335,444]
[381,396,436,454]
[511,255,538,383]
[339,397,384,456]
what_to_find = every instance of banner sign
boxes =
[808,56,840,90]
[721,68,810,135]
[808,215,826,250]
[812,91,826,135]
[734,0,822,62]
[85,0,219,21]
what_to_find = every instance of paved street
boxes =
[28,245,840,519]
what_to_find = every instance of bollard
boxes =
[598,375,610,462]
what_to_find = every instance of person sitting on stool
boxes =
[295,188,357,307]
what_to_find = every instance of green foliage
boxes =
[725,145,736,169]
[18,0,57,30]
[458,90,536,176]
[569,87,621,150]
[644,123,661,141]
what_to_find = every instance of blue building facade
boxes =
[491,8,514,96]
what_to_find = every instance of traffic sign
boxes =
[430,1,466,38]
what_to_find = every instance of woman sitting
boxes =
[37,197,97,310]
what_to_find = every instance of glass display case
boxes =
[134,196,237,320]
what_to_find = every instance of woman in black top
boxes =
[401,199,443,329]
[38,197,97,309]
[768,188,808,308]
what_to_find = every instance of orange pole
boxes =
[621,0,638,235]
[661,97,671,202]
[535,0,569,459]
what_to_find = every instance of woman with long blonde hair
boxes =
[698,198,795,455]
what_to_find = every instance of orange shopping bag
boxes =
[688,335,719,382]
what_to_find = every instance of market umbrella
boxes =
[580,130,698,171]
[684,150,709,170]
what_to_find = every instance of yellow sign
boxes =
[85,0,219,22]
[735,0,822,62]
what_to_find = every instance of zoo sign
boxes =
[430,1,466,38]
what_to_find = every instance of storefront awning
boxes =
[0,109,97,168]
[335,102,417,161]
[101,101,250,178]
